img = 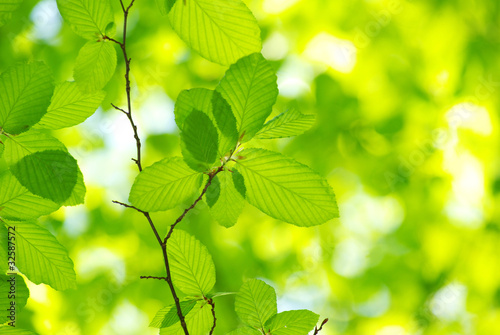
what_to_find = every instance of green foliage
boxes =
[174,88,214,129]
[0,326,38,334]
[0,0,22,27]
[74,40,117,93]
[265,310,319,335]
[0,274,29,323]
[167,0,261,65]
[0,62,54,135]
[180,110,219,172]
[3,221,77,291]
[56,0,114,40]
[150,299,197,328]
[129,157,203,212]
[168,229,216,296]
[35,81,106,130]
[216,53,279,141]
[156,0,177,15]
[255,108,316,139]
[235,279,277,329]
[159,300,213,334]
[236,148,339,227]
[212,91,239,157]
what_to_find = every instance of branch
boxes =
[140,276,167,281]
[313,319,328,335]
[207,298,216,335]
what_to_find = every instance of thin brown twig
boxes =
[207,298,216,335]
[313,318,329,335]
[140,276,168,281]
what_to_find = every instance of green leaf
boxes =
[180,110,219,172]
[10,150,79,204]
[0,171,60,221]
[235,148,339,227]
[212,91,239,157]
[206,170,245,228]
[56,0,114,40]
[0,274,30,323]
[168,0,261,65]
[0,326,38,334]
[150,299,197,328]
[168,230,216,296]
[255,108,316,139]
[216,53,278,141]
[3,221,77,290]
[0,0,22,27]
[74,40,117,93]
[156,0,177,15]
[174,88,214,129]
[265,310,319,335]
[3,131,85,206]
[129,157,203,212]
[226,328,261,335]
[0,62,54,135]
[159,300,213,334]
[235,279,277,329]
[35,81,105,129]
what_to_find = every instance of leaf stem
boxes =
[313,318,329,335]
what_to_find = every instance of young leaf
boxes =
[156,0,177,15]
[0,326,38,334]
[235,279,277,329]
[168,0,262,65]
[159,300,213,334]
[35,81,105,130]
[206,170,245,228]
[10,150,79,204]
[0,171,60,221]
[56,0,114,40]
[168,230,216,296]
[3,220,77,291]
[150,299,197,328]
[216,53,278,141]
[174,88,214,129]
[180,110,219,172]
[0,0,22,27]
[74,40,117,93]
[129,157,203,212]
[235,148,339,227]
[0,274,29,323]
[63,169,86,206]
[0,62,54,135]
[255,108,316,139]
[212,91,239,157]
[264,310,319,335]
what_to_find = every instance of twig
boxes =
[313,318,328,335]
[207,298,216,335]
[140,276,168,281]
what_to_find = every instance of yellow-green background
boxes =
[1,0,499,334]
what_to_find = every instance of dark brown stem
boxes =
[207,299,216,335]
[313,318,329,335]
[140,276,168,281]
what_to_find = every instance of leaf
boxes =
[235,148,339,227]
[10,150,79,204]
[212,91,239,157]
[0,62,54,135]
[235,279,277,329]
[255,108,316,139]
[3,221,77,290]
[0,171,60,221]
[56,0,114,40]
[3,131,85,206]
[74,40,117,93]
[168,0,261,65]
[226,328,261,335]
[265,310,319,335]
[150,299,197,328]
[129,157,203,212]
[156,0,177,15]
[0,326,38,335]
[206,170,245,228]
[174,88,214,129]
[216,53,278,141]
[180,110,219,172]
[0,274,30,323]
[35,81,105,129]
[168,230,216,296]
[0,0,22,27]
[159,300,213,335]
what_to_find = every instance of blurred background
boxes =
[1,0,499,334]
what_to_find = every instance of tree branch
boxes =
[140,276,167,281]
[313,318,329,335]
[207,298,216,335]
